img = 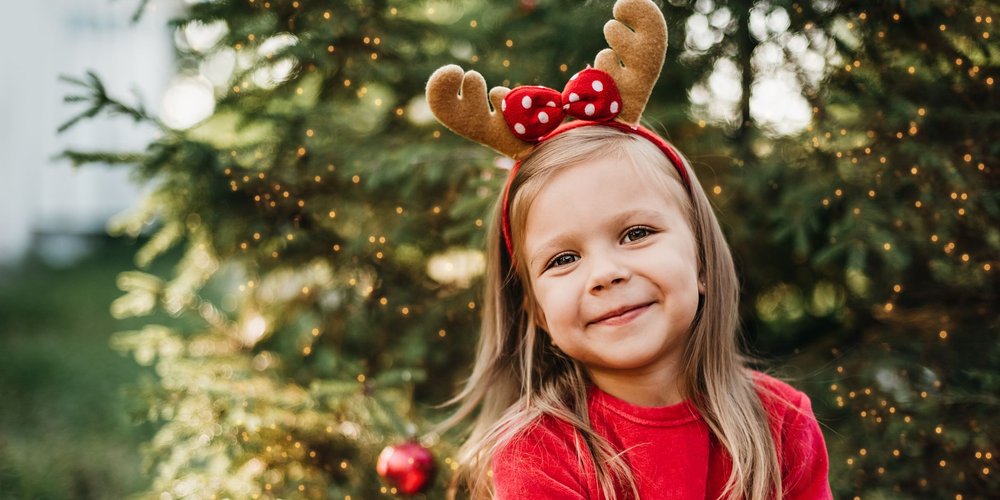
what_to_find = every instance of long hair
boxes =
[432,125,782,499]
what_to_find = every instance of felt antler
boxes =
[426,65,536,160]
[594,0,668,126]
[425,0,667,158]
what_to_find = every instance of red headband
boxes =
[425,0,679,264]
[499,120,691,262]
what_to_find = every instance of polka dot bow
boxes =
[500,68,622,142]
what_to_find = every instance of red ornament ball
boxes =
[376,441,436,495]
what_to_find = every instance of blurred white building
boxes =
[0,0,178,265]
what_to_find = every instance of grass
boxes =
[0,236,161,499]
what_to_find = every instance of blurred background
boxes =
[0,0,996,498]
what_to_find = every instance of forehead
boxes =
[523,157,684,242]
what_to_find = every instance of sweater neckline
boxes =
[589,384,702,427]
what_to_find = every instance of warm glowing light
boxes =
[162,76,215,129]
[427,249,486,287]
[242,314,268,345]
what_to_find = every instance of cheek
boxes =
[532,283,577,330]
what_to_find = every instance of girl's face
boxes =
[521,156,704,388]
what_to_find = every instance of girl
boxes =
[425,0,832,498]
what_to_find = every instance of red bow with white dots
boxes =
[500,67,622,142]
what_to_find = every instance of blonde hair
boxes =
[433,125,782,499]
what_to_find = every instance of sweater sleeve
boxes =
[491,421,590,500]
[780,391,833,499]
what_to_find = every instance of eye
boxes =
[546,253,579,269]
[622,226,654,243]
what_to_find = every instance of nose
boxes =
[588,256,631,293]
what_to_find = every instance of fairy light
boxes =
[121,3,1000,497]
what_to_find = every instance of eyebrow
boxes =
[527,208,667,272]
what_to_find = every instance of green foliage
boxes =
[59,0,998,498]
[0,239,157,499]
[715,1,1000,496]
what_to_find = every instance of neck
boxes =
[587,359,686,407]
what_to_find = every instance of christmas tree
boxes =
[677,0,998,496]
[747,2,999,496]
[61,0,997,497]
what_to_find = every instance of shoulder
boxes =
[491,415,592,499]
[749,370,821,443]
[750,370,812,420]
[493,415,582,466]
[749,371,833,499]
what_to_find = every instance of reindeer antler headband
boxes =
[426,0,689,259]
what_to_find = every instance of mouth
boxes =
[588,302,654,326]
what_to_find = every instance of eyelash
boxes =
[623,226,654,243]
[544,226,656,270]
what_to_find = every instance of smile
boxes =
[589,302,654,327]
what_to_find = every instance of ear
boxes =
[698,276,706,295]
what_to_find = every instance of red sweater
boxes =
[492,372,832,499]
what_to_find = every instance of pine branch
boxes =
[111,0,152,24]
[57,149,147,167]
[58,70,159,133]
